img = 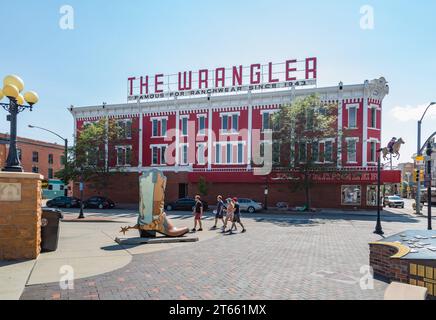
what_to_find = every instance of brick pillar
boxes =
[0,172,43,260]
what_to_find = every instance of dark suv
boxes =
[165,198,208,211]
[84,196,116,209]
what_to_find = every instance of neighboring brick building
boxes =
[0,133,64,180]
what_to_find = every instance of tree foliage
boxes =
[55,119,126,195]
[271,94,341,209]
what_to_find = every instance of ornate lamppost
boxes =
[374,147,384,235]
[0,75,39,172]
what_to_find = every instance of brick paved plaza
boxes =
[18,209,432,300]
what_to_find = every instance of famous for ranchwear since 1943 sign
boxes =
[127,58,317,101]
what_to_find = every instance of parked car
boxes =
[83,196,115,209]
[383,195,405,208]
[46,196,81,208]
[165,198,208,211]
[237,198,263,213]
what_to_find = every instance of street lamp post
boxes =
[0,75,39,172]
[374,148,384,235]
[78,177,85,219]
[28,125,68,168]
[416,102,436,215]
[426,140,433,230]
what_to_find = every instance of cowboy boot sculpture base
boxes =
[120,212,189,238]
[120,169,189,239]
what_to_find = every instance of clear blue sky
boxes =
[1,0,435,163]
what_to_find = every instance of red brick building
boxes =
[0,133,64,180]
[69,59,400,208]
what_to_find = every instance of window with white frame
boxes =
[151,117,167,137]
[226,143,232,164]
[261,111,280,131]
[152,146,159,165]
[347,138,358,163]
[215,142,245,164]
[369,141,377,162]
[116,146,132,166]
[180,144,188,165]
[348,105,357,129]
[220,112,239,134]
[324,140,333,162]
[198,115,206,135]
[311,141,319,162]
[161,146,167,164]
[370,107,377,128]
[181,116,189,136]
[215,144,221,164]
[197,143,206,165]
[118,119,132,139]
[151,145,166,165]
[237,143,243,164]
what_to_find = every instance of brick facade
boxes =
[71,77,400,208]
[0,172,43,260]
[0,133,64,180]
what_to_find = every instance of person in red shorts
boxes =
[192,195,204,232]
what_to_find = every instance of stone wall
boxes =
[0,172,43,260]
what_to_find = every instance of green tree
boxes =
[272,94,342,210]
[198,176,209,196]
[56,118,127,196]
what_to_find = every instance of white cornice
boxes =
[69,78,388,120]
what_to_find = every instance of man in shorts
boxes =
[192,195,203,232]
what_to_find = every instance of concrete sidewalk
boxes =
[0,213,216,300]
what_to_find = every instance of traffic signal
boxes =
[413,169,425,182]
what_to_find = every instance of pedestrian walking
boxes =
[222,197,235,233]
[211,195,225,230]
[192,195,203,232]
[227,197,246,234]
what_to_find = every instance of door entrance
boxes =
[178,183,188,199]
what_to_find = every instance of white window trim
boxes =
[345,103,360,110]
[346,137,359,164]
[220,112,240,135]
[180,143,189,165]
[115,145,132,167]
[213,141,246,165]
[368,105,378,129]
[149,116,169,121]
[219,111,241,117]
[261,110,279,132]
[368,139,379,163]
[117,119,133,140]
[322,139,335,163]
[347,104,359,129]
[150,144,167,166]
[197,115,207,136]
[151,117,168,138]
[180,116,189,137]
[197,143,207,165]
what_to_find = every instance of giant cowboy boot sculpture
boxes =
[120,169,189,238]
